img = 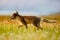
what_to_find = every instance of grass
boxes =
[0,16,60,40]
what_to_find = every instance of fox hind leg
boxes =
[33,21,43,30]
[37,22,43,30]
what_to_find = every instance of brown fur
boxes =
[10,11,42,30]
[10,11,56,30]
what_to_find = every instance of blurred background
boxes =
[0,1,60,40]
[0,0,60,16]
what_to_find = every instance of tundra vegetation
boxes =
[0,15,60,40]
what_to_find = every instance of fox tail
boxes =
[41,18,57,23]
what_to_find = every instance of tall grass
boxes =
[0,16,60,40]
[0,22,60,40]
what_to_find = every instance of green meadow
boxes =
[0,15,60,40]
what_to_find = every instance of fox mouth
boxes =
[10,17,15,19]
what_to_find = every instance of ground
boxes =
[0,15,60,40]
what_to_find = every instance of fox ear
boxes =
[16,11,18,14]
[13,11,18,14]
